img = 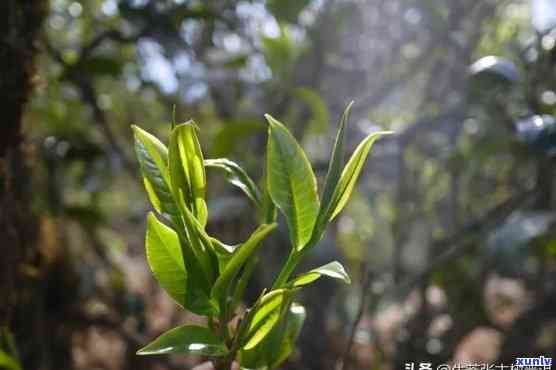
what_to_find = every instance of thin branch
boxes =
[336,264,373,370]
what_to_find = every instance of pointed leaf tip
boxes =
[265,115,320,250]
[137,325,228,357]
[290,261,351,287]
[328,130,393,221]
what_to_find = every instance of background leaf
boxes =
[293,87,330,135]
[267,0,310,23]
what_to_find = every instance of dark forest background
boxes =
[2,1,556,369]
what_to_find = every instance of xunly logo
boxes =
[515,356,552,367]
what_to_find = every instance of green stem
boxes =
[220,306,231,344]
[231,256,258,313]
[271,250,301,289]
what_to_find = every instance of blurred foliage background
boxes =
[3,0,556,369]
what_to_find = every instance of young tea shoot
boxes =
[132,102,392,369]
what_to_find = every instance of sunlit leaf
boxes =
[211,223,277,303]
[205,158,262,208]
[137,325,228,356]
[311,102,353,242]
[328,131,393,221]
[262,175,277,224]
[145,213,187,307]
[132,125,178,221]
[241,289,289,350]
[265,114,319,250]
[168,211,216,316]
[240,302,305,369]
[268,303,306,368]
[169,122,208,227]
[176,194,218,290]
[290,261,351,287]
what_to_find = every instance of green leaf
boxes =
[147,212,214,316]
[265,114,319,250]
[205,158,262,208]
[145,213,187,307]
[169,122,208,227]
[241,289,289,350]
[328,130,393,221]
[293,87,330,135]
[210,237,238,272]
[132,125,178,220]
[231,256,258,313]
[211,224,277,303]
[262,172,277,224]
[261,26,301,79]
[289,261,351,287]
[267,0,310,23]
[137,325,228,356]
[311,102,353,242]
[211,120,264,157]
[0,350,21,370]
[80,56,123,77]
[176,195,218,290]
[268,302,306,368]
[239,302,305,369]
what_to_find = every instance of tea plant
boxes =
[132,102,391,369]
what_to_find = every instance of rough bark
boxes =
[0,0,49,367]
[0,0,47,322]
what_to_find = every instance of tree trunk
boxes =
[0,0,50,367]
